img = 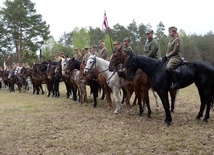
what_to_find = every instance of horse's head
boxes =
[65,57,75,74]
[124,54,138,81]
[61,57,70,75]
[109,47,127,72]
[109,49,122,71]
[84,55,96,75]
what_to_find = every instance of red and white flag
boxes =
[7,54,11,61]
[3,61,7,70]
[102,12,109,34]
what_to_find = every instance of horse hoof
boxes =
[202,118,208,122]
[114,110,121,114]
[147,115,151,118]
[93,105,97,108]
[196,116,201,120]
[164,120,171,126]
[138,112,143,116]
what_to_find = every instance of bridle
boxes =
[84,56,108,73]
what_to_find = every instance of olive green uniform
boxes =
[122,45,133,55]
[74,52,82,61]
[97,47,108,60]
[144,39,159,59]
[166,37,182,71]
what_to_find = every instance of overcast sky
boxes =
[1,0,214,40]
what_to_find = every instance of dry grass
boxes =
[0,84,213,155]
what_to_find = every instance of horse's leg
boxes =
[92,82,99,108]
[112,87,122,114]
[40,84,44,95]
[104,85,112,109]
[203,84,213,122]
[101,87,105,100]
[56,81,60,97]
[169,90,177,112]
[83,83,88,105]
[157,90,172,125]
[203,98,211,122]
[151,89,160,110]
[196,85,206,120]
[136,92,143,116]
[142,89,151,118]
[123,80,133,114]
[121,87,127,104]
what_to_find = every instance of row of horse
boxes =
[0,49,214,125]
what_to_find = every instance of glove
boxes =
[162,56,168,62]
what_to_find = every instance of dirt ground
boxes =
[0,84,213,155]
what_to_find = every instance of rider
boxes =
[97,40,108,60]
[122,37,133,55]
[144,29,159,59]
[164,26,182,89]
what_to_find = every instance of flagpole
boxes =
[104,11,113,52]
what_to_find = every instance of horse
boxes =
[109,49,178,113]
[30,64,45,95]
[46,60,61,97]
[124,54,214,125]
[66,57,112,109]
[84,55,126,114]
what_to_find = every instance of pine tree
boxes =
[0,0,50,62]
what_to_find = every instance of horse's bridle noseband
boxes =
[84,57,97,73]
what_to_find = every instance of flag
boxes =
[3,61,7,70]
[102,12,109,34]
[39,49,42,60]
[7,54,11,61]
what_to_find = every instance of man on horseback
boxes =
[97,40,108,60]
[144,29,159,59]
[163,26,183,89]
[122,37,133,55]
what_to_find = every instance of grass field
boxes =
[0,83,213,155]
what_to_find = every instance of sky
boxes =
[0,0,214,41]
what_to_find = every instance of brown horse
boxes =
[109,48,177,115]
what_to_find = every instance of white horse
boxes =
[84,55,123,114]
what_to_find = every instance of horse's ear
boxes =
[72,57,75,60]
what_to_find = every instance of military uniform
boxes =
[122,45,133,55]
[122,37,133,55]
[166,36,182,71]
[144,41,158,59]
[165,26,183,89]
[74,53,82,61]
[97,40,108,60]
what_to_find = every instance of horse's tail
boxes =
[211,81,214,109]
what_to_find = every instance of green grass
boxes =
[0,84,213,155]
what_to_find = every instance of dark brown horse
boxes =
[124,54,214,125]
[109,48,177,116]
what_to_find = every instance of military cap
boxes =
[123,37,131,42]
[98,40,104,45]
[59,52,64,55]
[145,29,154,34]
[91,45,97,48]
[168,26,177,32]
[113,41,120,45]
[74,48,79,51]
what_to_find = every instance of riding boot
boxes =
[169,69,180,89]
